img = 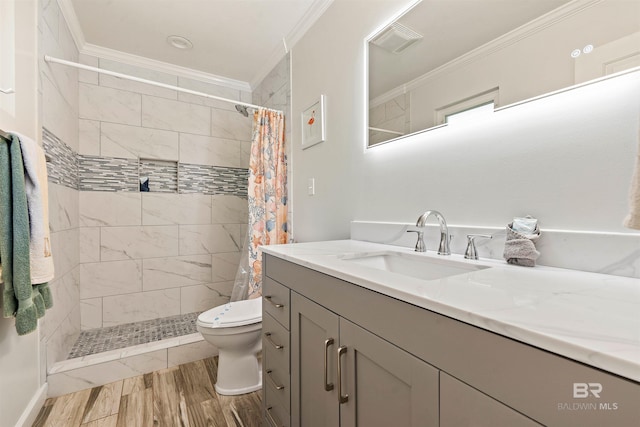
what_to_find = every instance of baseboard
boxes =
[15,383,47,427]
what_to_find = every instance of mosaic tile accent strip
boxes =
[179,163,249,197]
[43,128,78,189]
[42,128,247,196]
[139,159,178,193]
[78,155,139,192]
[68,312,201,359]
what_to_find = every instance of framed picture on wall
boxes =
[301,95,326,149]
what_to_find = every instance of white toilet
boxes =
[196,297,263,395]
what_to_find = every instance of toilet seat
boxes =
[197,298,262,328]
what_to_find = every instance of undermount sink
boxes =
[340,251,490,281]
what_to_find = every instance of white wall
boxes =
[291,0,639,242]
[0,1,44,426]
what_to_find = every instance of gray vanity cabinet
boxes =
[440,373,542,427]
[290,292,439,427]
[263,253,640,427]
[338,317,439,427]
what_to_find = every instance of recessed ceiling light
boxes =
[570,48,581,58]
[167,35,193,50]
[583,44,594,54]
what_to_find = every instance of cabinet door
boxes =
[291,292,340,427]
[440,373,542,427]
[339,318,439,427]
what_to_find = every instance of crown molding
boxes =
[56,0,251,92]
[370,0,602,108]
[250,0,334,89]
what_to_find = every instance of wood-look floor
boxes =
[32,357,263,427]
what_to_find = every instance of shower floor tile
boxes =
[68,312,201,359]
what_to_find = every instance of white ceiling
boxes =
[64,0,331,88]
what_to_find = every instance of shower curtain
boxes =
[231,108,287,301]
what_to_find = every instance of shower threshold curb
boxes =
[46,333,217,397]
[49,332,205,375]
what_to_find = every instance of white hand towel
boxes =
[14,132,55,284]
[623,129,640,230]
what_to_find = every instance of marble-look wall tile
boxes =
[80,260,142,299]
[211,195,248,224]
[41,0,60,40]
[79,119,100,155]
[141,96,210,135]
[79,54,99,85]
[80,298,103,330]
[179,225,241,255]
[142,193,211,225]
[180,282,232,314]
[100,122,179,160]
[79,83,142,126]
[241,141,251,169]
[79,227,100,263]
[167,340,216,367]
[47,349,167,397]
[100,226,179,261]
[179,133,241,168]
[256,54,289,105]
[50,228,79,278]
[48,183,79,232]
[45,303,81,371]
[210,108,252,141]
[211,252,241,283]
[40,39,78,124]
[80,192,141,227]
[98,59,178,100]
[43,74,79,152]
[42,267,80,341]
[102,289,181,326]
[177,77,241,111]
[142,255,212,291]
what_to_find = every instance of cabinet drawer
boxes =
[265,381,291,427]
[263,312,290,372]
[263,276,290,329]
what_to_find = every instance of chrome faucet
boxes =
[408,210,451,255]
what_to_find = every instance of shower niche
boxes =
[138,158,178,193]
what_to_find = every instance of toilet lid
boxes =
[197,297,262,328]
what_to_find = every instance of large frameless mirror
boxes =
[367,0,640,147]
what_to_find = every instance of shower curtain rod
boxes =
[44,55,279,113]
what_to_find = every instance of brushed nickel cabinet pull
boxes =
[337,346,349,404]
[266,369,285,390]
[264,332,284,350]
[0,88,14,94]
[324,338,334,391]
[264,295,284,309]
[265,406,284,427]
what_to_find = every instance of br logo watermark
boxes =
[573,382,602,398]
[557,383,619,411]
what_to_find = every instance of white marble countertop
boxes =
[262,240,640,382]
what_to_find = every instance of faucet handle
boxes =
[407,230,426,252]
[464,234,492,260]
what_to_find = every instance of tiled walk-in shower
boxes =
[67,312,200,359]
